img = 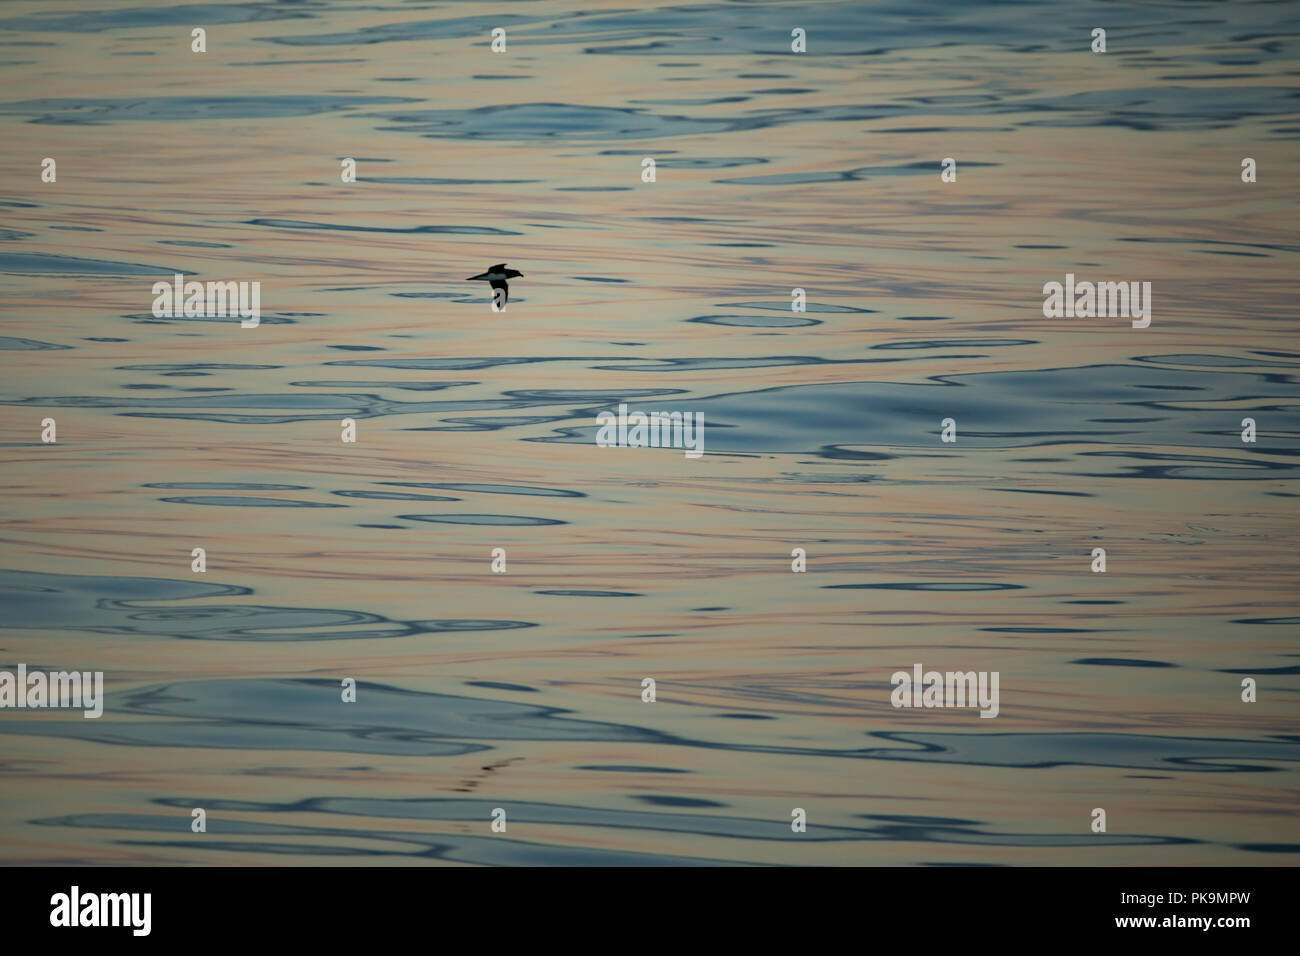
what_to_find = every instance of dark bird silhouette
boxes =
[466,263,523,309]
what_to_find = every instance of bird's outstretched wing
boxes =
[489,278,509,307]
[489,263,508,272]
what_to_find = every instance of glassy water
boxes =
[1,0,1297,865]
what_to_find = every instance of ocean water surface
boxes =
[0,0,1297,865]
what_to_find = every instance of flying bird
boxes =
[466,263,523,310]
